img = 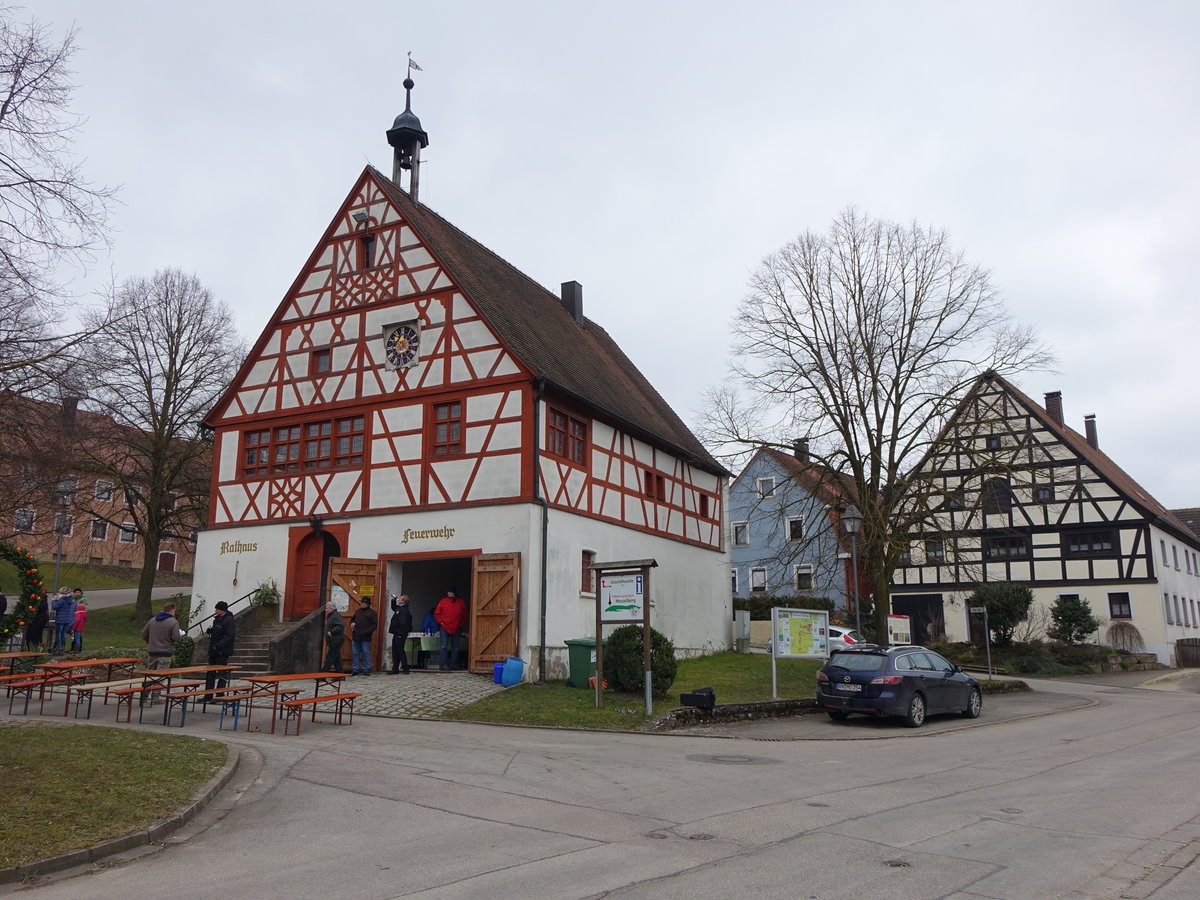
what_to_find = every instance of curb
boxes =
[0,744,241,886]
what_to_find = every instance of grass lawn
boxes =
[443,652,821,730]
[0,725,227,870]
[0,562,138,595]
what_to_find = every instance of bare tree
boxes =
[78,270,244,619]
[707,208,1053,641]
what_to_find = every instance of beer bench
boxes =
[7,672,84,716]
[72,678,147,719]
[160,684,247,727]
[110,680,204,723]
[279,693,362,736]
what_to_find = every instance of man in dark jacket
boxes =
[323,602,345,673]
[388,594,413,674]
[349,597,378,676]
[206,601,236,688]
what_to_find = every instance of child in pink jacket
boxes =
[71,602,88,653]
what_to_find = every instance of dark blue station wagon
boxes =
[816,645,982,727]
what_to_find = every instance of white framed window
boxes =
[1162,540,1168,564]
[750,567,767,592]
[95,479,114,501]
[733,522,749,546]
[1165,592,1174,625]
[1174,595,1182,625]
[786,517,804,541]
[793,564,813,591]
[90,519,108,540]
[581,550,596,594]
[54,513,73,537]
[1173,546,1180,570]
[118,523,137,544]
[757,477,775,498]
[730,568,738,593]
[14,509,34,533]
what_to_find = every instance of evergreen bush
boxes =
[605,624,677,696]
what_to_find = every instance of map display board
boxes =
[770,608,831,660]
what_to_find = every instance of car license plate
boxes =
[835,683,862,692]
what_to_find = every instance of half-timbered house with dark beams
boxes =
[193,82,731,678]
[890,372,1200,662]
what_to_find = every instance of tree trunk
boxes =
[135,534,160,620]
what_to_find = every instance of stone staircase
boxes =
[229,620,292,676]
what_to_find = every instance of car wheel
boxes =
[827,710,849,721]
[904,692,926,728]
[962,687,982,719]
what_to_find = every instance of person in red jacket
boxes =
[434,588,467,669]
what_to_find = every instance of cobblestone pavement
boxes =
[333,669,507,718]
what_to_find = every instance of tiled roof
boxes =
[985,373,1200,550]
[750,447,859,506]
[1171,508,1200,539]
[376,171,724,475]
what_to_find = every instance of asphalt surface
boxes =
[80,586,189,611]
[6,670,1200,899]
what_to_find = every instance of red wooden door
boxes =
[292,534,326,619]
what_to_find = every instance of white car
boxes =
[828,626,864,647]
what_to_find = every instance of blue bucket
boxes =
[501,655,524,686]
[493,662,505,684]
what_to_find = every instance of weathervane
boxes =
[407,52,423,79]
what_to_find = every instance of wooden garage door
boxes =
[469,553,519,673]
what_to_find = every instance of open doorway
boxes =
[385,556,472,669]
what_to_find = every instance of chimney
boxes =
[1084,414,1099,450]
[560,281,584,324]
[793,438,810,463]
[60,397,79,429]
[1044,391,1064,427]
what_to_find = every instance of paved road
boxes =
[80,586,189,611]
[11,675,1200,899]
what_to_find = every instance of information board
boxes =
[599,573,645,622]
[887,614,912,645]
[770,608,830,659]
[330,584,350,612]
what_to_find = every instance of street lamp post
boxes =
[842,505,864,638]
[52,478,77,594]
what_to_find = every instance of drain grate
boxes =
[686,753,780,766]
[885,860,912,868]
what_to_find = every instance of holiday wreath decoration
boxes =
[0,540,47,646]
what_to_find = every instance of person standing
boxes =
[434,588,467,670]
[388,594,413,674]
[50,587,76,654]
[322,602,345,673]
[25,595,49,651]
[142,601,181,670]
[206,601,236,689]
[349,597,378,676]
[71,599,88,653]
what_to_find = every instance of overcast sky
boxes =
[33,0,1200,506]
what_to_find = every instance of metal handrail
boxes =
[187,589,257,637]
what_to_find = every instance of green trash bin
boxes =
[564,638,606,688]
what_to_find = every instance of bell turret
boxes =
[387,76,429,201]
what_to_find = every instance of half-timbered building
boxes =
[193,87,731,677]
[890,372,1200,663]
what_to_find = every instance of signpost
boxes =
[770,607,830,698]
[971,605,993,677]
[592,559,658,715]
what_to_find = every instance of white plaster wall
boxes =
[191,524,293,633]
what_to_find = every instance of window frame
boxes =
[1108,591,1132,619]
[981,476,1014,515]
[431,400,464,457]
[793,564,814,592]
[547,407,588,466]
[1062,527,1118,558]
[118,522,137,544]
[786,516,805,542]
[730,568,738,593]
[580,550,596,595]
[924,538,945,563]
[749,566,768,593]
[54,513,74,537]
[94,479,114,501]
[984,534,1029,560]
[732,522,749,547]
[14,508,34,533]
[90,519,108,541]
[758,477,776,498]
[312,348,332,375]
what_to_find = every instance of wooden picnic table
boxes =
[0,651,43,675]
[33,658,142,716]
[37,657,141,682]
[243,673,349,734]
